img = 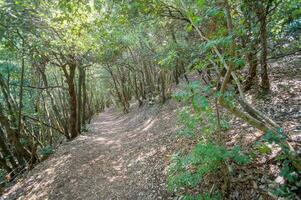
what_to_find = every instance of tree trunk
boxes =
[160,70,166,103]
[68,66,78,139]
[0,127,19,170]
[18,45,25,138]
[133,73,143,106]
[82,67,87,125]
[0,105,30,166]
[62,64,78,139]
[244,43,258,90]
[53,74,70,138]
[0,74,17,123]
[259,10,270,91]
[170,27,181,85]
[77,66,84,134]
[38,66,67,138]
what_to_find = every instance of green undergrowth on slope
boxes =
[167,81,301,199]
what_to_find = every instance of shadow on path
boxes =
[3,104,178,200]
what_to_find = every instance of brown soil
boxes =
[2,102,180,200]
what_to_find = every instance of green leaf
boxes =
[257,144,272,154]
[186,24,193,32]
[197,0,205,8]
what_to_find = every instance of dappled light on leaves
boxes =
[0,0,300,199]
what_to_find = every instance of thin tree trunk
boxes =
[259,10,270,91]
[82,67,87,125]
[38,66,66,137]
[0,74,17,122]
[160,70,166,103]
[18,42,25,138]
[77,66,83,134]
[170,26,181,85]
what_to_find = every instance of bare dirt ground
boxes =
[2,102,180,200]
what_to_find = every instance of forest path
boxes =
[3,104,178,200]
[4,55,300,200]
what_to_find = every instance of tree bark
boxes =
[18,43,25,138]
[62,63,78,139]
[160,70,166,103]
[0,104,30,166]
[82,67,87,125]
[0,127,19,170]
[77,66,84,134]
[38,65,67,137]
[244,42,258,90]
[258,6,270,91]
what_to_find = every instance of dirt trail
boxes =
[3,55,300,200]
[3,103,179,200]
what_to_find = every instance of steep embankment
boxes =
[3,102,180,200]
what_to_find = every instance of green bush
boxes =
[169,83,250,198]
[167,143,250,192]
[40,145,54,157]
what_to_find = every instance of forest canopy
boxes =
[0,0,300,199]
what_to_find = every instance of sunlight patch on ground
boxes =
[142,118,157,132]
[3,154,72,200]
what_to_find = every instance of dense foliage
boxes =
[0,0,300,198]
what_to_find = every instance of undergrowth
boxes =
[168,81,301,199]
